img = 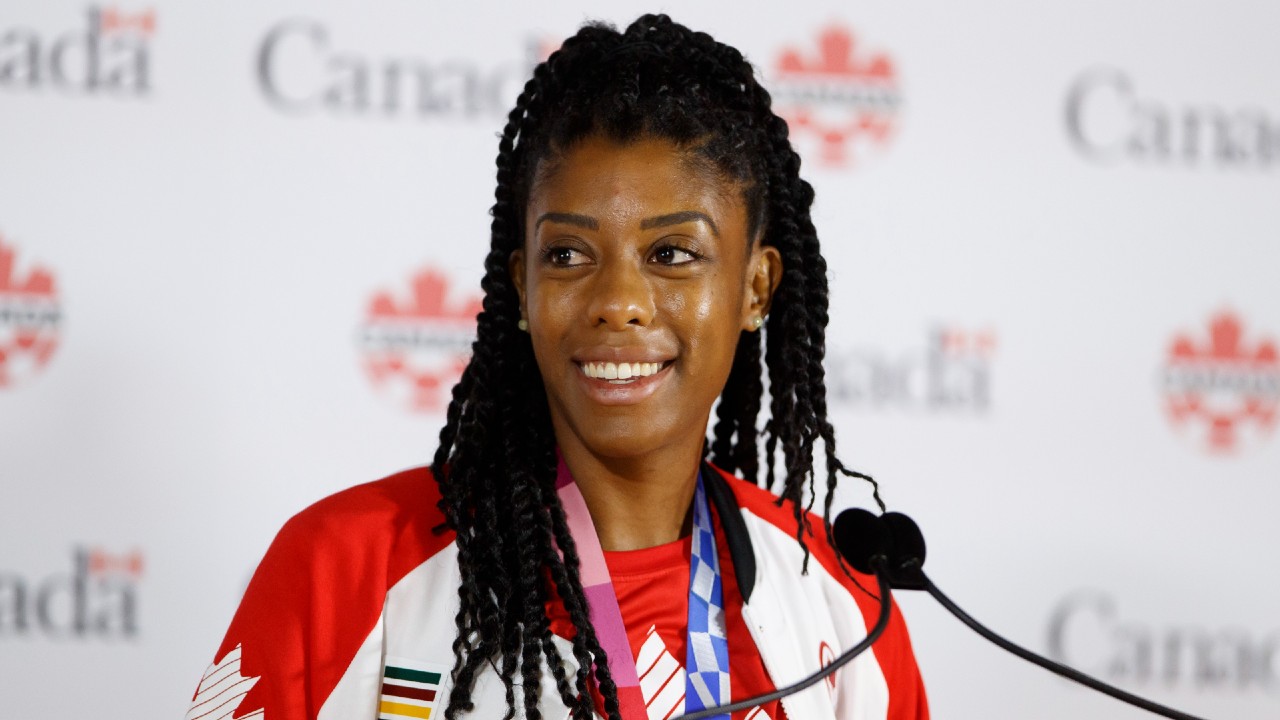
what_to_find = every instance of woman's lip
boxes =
[575,359,674,373]
[572,351,675,364]
[572,361,674,406]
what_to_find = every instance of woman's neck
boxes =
[556,434,703,552]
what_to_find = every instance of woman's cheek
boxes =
[671,284,720,322]
[658,288,689,318]
[537,287,578,330]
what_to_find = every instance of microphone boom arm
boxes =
[920,570,1209,720]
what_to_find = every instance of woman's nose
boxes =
[588,261,656,330]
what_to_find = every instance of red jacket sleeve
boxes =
[185,468,451,720]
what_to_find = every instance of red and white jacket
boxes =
[186,465,929,720]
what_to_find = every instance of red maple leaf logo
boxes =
[88,548,145,577]
[0,235,62,389]
[777,26,895,79]
[772,25,901,167]
[360,268,480,413]
[366,268,480,323]
[100,7,157,35]
[939,328,998,356]
[1164,310,1279,452]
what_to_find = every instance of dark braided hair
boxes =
[431,14,883,719]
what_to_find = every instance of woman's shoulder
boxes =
[708,464,865,589]
[711,464,930,715]
[267,465,456,580]
[709,464,828,541]
[285,465,448,532]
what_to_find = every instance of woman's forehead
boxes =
[528,136,748,218]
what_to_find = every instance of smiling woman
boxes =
[188,14,928,720]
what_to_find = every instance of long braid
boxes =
[764,110,826,562]
[434,14,883,717]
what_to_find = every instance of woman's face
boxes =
[511,135,780,462]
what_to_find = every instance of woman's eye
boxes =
[546,247,588,266]
[651,246,697,265]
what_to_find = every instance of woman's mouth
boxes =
[572,359,674,405]
[578,361,669,384]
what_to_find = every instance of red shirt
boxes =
[546,521,783,719]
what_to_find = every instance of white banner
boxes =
[1,2,1277,718]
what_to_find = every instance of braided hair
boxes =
[431,14,882,720]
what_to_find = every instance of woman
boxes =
[187,14,927,720]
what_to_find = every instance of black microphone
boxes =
[673,508,895,720]
[864,512,1210,720]
[832,506,892,575]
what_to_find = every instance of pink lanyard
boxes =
[555,456,650,718]
[554,456,731,720]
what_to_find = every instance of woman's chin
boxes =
[562,416,687,462]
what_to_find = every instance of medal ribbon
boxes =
[555,457,730,720]
[684,477,730,717]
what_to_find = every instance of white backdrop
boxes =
[2,2,1278,719]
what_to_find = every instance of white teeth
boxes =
[580,361,664,381]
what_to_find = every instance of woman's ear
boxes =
[509,249,528,321]
[743,244,783,331]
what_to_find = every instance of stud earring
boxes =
[517,319,529,331]
[751,315,763,330]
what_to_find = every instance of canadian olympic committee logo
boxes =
[1162,310,1279,453]
[0,6,154,95]
[0,547,142,638]
[769,24,903,169]
[357,267,480,413]
[0,235,62,389]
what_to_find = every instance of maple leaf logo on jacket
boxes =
[0,235,62,389]
[1163,310,1280,452]
[185,644,263,720]
[358,267,480,414]
[769,24,903,169]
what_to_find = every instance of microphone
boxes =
[673,509,894,720]
[831,506,892,575]
[860,511,1209,720]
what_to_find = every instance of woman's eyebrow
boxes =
[535,212,598,231]
[640,211,719,237]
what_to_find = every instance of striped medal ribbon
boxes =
[684,477,730,718]
[555,456,730,720]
